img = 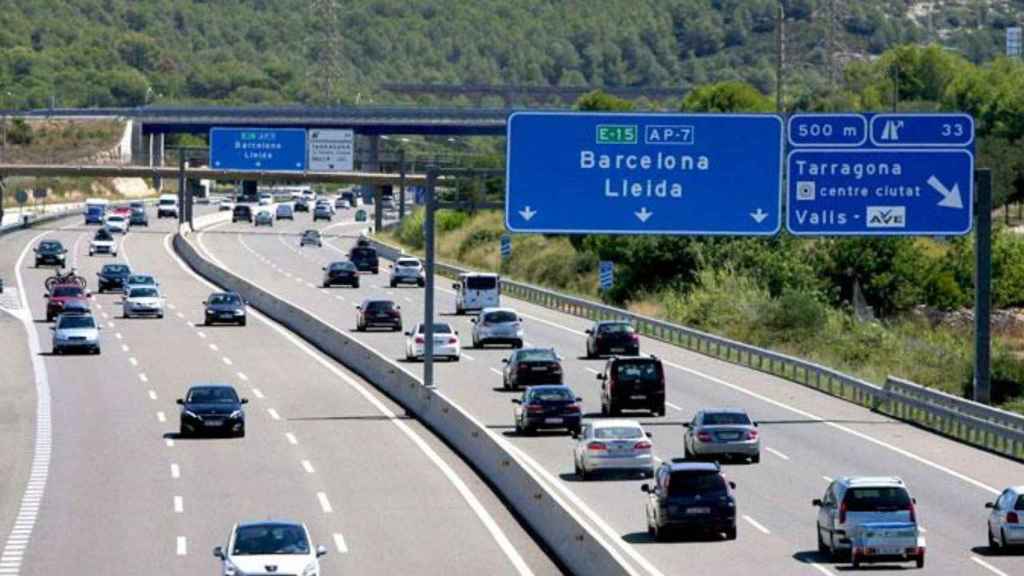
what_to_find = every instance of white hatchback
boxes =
[214,521,326,576]
[987,485,1024,551]
[405,322,460,361]
[104,214,129,234]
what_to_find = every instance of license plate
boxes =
[873,547,902,555]
[544,418,562,424]
[204,419,223,426]
[686,507,711,515]
[531,366,548,371]
[718,433,741,441]
[611,348,625,353]
[630,394,646,400]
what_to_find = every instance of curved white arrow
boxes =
[928,175,963,209]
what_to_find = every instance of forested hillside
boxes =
[0,0,1021,108]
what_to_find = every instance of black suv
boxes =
[34,240,67,267]
[585,321,639,357]
[232,204,253,223]
[642,461,736,541]
[177,384,247,437]
[349,246,379,274]
[96,263,132,293]
[501,348,563,390]
[598,355,665,416]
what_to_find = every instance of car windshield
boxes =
[129,288,158,298]
[529,388,574,402]
[844,487,912,511]
[365,301,395,312]
[599,322,633,334]
[277,205,291,212]
[615,361,659,382]
[397,259,420,267]
[158,199,175,205]
[94,230,113,241]
[232,524,309,556]
[304,231,320,238]
[128,276,154,285]
[187,387,239,404]
[103,265,129,274]
[39,241,62,251]
[209,294,241,306]
[465,276,497,290]
[58,315,95,329]
[594,426,644,440]
[108,216,124,222]
[330,262,355,271]
[52,286,84,298]
[702,412,752,426]
[517,350,557,362]
[668,472,727,497]
[483,311,517,323]
[418,323,452,334]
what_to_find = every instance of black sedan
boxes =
[322,261,359,288]
[502,348,563,390]
[512,385,582,435]
[355,299,402,331]
[96,263,132,293]
[34,240,67,267]
[177,384,247,437]
[203,292,247,326]
[585,321,640,358]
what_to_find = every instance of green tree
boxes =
[681,81,773,112]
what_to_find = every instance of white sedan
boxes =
[988,485,1024,551]
[405,322,460,361]
[572,419,654,480]
[104,215,129,234]
[121,286,165,318]
[214,521,326,576]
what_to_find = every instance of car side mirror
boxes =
[585,329,592,334]
[451,283,459,290]
[322,267,326,271]
[646,431,653,438]
[43,294,49,299]
[812,498,823,507]
[176,399,184,405]
[682,423,691,428]
[511,399,521,405]
[470,318,477,323]
[455,330,459,335]
[912,498,916,504]
[728,481,736,490]
[241,398,249,404]
[753,422,759,427]
[596,374,606,380]
[403,331,411,336]
[640,484,651,493]
[985,502,995,509]
[316,544,328,557]
[213,546,224,559]
[501,358,509,363]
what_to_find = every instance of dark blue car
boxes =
[512,384,582,435]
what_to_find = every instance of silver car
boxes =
[121,286,165,318]
[388,257,424,287]
[683,409,760,463]
[987,485,1024,551]
[470,307,523,349]
[572,419,654,480]
[814,476,918,558]
[51,312,100,354]
[124,274,158,294]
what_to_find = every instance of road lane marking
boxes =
[165,438,174,447]
[822,476,832,483]
[333,533,348,554]
[139,373,148,383]
[222,357,233,366]
[148,390,158,400]
[106,321,115,328]
[404,296,412,302]
[285,432,298,445]
[101,312,109,319]
[170,464,180,479]
[665,401,683,411]
[167,303,176,310]
[173,496,183,513]
[176,536,187,556]
[237,372,248,381]
[489,368,503,376]
[972,556,1009,576]
[196,331,207,339]
[461,352,475,361]
[584,367,600,375]
[121,344,129,352]
[317,492,333,513]
[765,447,790,461]
[742,515,771,535]
[208,343,219,352]
[186,321,195,328]
[305,282,315,289]
[115,332,122,339]
[267,408,281,420]
[175,312,184,319]
[301,460,315,474]
[128,357,138,366]
[251,388,264,399]
[157,411,166,423]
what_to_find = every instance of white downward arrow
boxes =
[928,175,964,209]
[519,206,537,221]
[750,208,768,223]
[635,207,653,223]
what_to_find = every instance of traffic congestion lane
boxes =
[199,211,1024,576]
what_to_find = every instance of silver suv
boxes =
[471,307,523,349]
[389,257,424,287]
[813,476,917,558]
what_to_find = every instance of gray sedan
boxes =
[683,409,760,463]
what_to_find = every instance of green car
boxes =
[355,209,368,222]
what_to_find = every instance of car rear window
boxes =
[843,487,912,512]
[94,230,113,240]
[365,301,395,312]
[615,361,660,382]
[351,248,377,259]
[128,276,154,285]
[517,350,558,362]
[58,315,95,329]
[668,471,727,497]
[483,311,517,323]
[40,241,62,250]
[103,265,129,274]
[330,262,355,271]
[599,322,633,334]
[529,388,574,402]
[466,276,497,290]
[702,412,752,426]
[594,426,644,440]
[52,286,84,298]
[397,259,420,267]
[158,199,176,205]
[418,323,453,334]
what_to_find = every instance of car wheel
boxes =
[353,282,360,289]
[683,441,691,459]
[52,347,61,355]
[724,526,737,540]
[817,527,828,553]
[322,282,329,288]
[239,318,247,327]
[93,347,101,355]
[916,555,924,569]
[601,398,609,416]
[576,459,587,481]
[236,426,246,438]
[585,342,593,359]
[651,522,665,542]
[390,280,397,288]
[1001,528,1008,552]
[158,313,164,319]
[751,453,761,464]
[514,340,523,349]
[851,555,861,569]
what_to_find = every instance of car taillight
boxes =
[389,310,400,317]
[746,430,759,440]
[516,363,528,372]
[697,431,712,443]
[839,500,848,524]
[447,337,457,344]
[908,502,916,523]
[526,405,544,414]
[1006,511,1018,524]
[587,442,607,451]
[415,336,424,343]
[630,333,639,342]
[634,440,652,450]
[565,404,581,413]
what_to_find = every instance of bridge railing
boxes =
[369,237,1024,462]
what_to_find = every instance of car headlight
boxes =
[233,309,245,316]
[229,410,243,419]
[223,559,242,576]
[183,410,199,420]
[302,561,318,576]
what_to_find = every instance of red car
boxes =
[45,283,91,321]
[112,206,133,218]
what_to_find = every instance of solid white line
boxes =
[173,496,183,513]
[971,556,1009,576]
[742,514,771,534]
[301,460,315,474]
[156,411,166,423]
[139,373,148,382]
[176,536,187,556]
[489,367,503,376]
[317,492,333,513]
[237,372,249,381]
[267,408,281,421]
[170,463,180,479]
[333,533,348,554]
[665,401,683,411]
[765,447,790,461]
[251,388,265,399]
[285,432,298,445]
[148,390,158,400]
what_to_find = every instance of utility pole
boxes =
[776,3,786,114]
[308,0,343,105]
[827,0,837,91]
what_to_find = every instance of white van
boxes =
[453,273,500,315]
[157,193,179,219]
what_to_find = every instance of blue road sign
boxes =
[500,235,511,260]
[869,113,974,147]
[787,149,974,236]
[210,128,307,171]
[505,112,784,235]
[599,261,614,291]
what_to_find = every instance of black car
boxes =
[355,299,401,331]
[585,321,639,358]
[502,348,563,390]
[177,384,247,437]
[203,292,247,326]
[349,246,379,274]
[129,202,148,226]
[642,461,736,541]
[232,204,253,223]
[322,261,359,288]
[512,384,582,435]
[34,240,67,267]
[598,355,666,416]
[96,263,132,293]
[294,198,310,212]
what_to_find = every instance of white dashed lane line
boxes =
[222,357,233,366]
[170,464,180,479]
[301,460,315,474]
[208,343,219,352]
[114,332,122,340]
[176,536,187,556]
[317,492,333,513]
[173,496,183,514]
[106,321,115,328]
[156,411,166,423]
[267,408,281,421]
[822,476,833,483]
[121,344,130,352]
[765,447,791,461]
[742,515,771,535]
[285,433,298,445]
[175,312,184,319]
[237,372,249,381]
[972,556,1009,576]
[148,390,158,400]
[461,352,475,361]
[333,533,349,554]
[251,388,265,399]
[196,331,207,339]
[167,303,176,310]
[665,401,683,412]
[128,357,138,367]
[584,367,600,375]
[489,368,503,376]
[139,373,148,383]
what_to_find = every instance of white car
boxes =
[258,193,272,206]
[405,322,460,361]
[214,521,326,576]
[104,215,129,234]
[572,419,654,480]
[89,230,117,257]
[121,286,165,318]
[987,485,1024,551]
[124,274,159,294]
[470,307,523,348]
[219,199,234,211]
[388,257,425,287]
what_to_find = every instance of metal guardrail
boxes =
[370,237,1024,462]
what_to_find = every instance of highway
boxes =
[192,207,1024,576]
[0,208,561,575]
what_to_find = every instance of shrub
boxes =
[763,288,828,342]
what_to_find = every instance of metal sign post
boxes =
[422,168,437,388]
[974,169,992,404]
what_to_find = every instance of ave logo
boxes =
[866,206,906,228]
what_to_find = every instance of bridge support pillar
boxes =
[152,133,165,192]
[130,121,146,166]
